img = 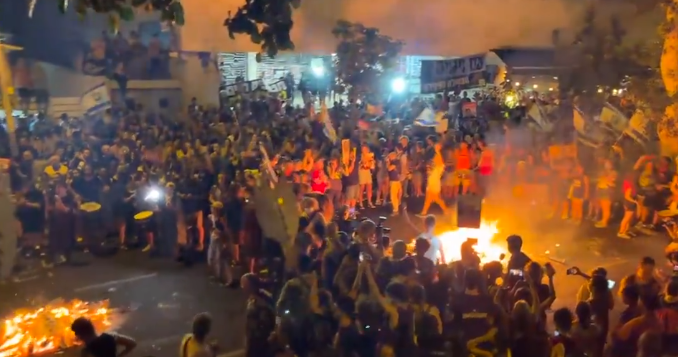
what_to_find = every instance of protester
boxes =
[7,77,678,357]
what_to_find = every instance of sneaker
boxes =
[617,232,631,239]
[142,244,153,252]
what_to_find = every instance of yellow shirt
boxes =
[179,334,210,357]
[43,164,67,179]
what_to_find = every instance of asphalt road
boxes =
[1,194,672,357]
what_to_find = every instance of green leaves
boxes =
[60,0,185,27]
[226,0,298,61]
[332,20,404,99]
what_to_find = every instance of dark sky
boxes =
[0,0,91,67]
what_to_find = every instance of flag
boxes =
[599,103,628,134]
[573,107,586,135]
[414,108,438,127]
[527,103,548,130]
[259,143,278,184]
[624,110,651,144]
[319,102,337,143]
[81,82,111,116]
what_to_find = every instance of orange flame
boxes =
[0,300,111,357]
[438,220,505,264]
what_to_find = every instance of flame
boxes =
[0,300,112,357]
[438,220,505,264]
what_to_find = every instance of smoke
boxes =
[183,0,657,55]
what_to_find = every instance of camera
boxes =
[375,216,391,249]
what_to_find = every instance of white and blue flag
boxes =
[81,82,111,116]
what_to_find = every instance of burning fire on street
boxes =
[0,299,112,357]
[438,220,505,264]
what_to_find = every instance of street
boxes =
[1,196,672,357]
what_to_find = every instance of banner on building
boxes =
[220,79,286,98]
[81,83,112,116]
[420,54,489,94]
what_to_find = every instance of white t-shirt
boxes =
[422,232,442,263]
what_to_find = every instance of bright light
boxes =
[514,82,520,86]
[549,87,554,91]
[533,84,538,89]
[597,88,603,93]
[311,65,324,77]
[409,220,504,264]
[391,77,406,93]
[505,95,515,104]
[145,188,161,202]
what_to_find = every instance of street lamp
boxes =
[311,64,324,77]
[391,77,406,94]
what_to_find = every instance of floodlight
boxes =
[391,77,406,93]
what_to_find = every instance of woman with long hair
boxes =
[568,162,589,224]
[358,145,375,209]
[618,173,638,239]
[595,160,617,228]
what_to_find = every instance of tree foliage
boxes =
[225,0,300,61]
[46,0,184,32]
[331,20,403,99]
[554,5,658,99]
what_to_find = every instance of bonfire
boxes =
[0,299,111,357]
[406,220,505,264]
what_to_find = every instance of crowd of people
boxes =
[3,84,678,357]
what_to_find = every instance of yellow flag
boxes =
[572,108,586,134]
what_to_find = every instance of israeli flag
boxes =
[81,83,112,116]
[414,108,437,127]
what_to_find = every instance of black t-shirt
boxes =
[345,162,359,186]
[16,188,45,233]
[224,198,244,234]
[85,333,117,357]
[72,176,103,202]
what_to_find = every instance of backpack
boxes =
[415,304,441,344]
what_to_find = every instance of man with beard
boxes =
[47,182,77,264]
[178,171,207,252]
[71,165,103,203]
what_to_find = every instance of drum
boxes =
[133,210,155,248]
[79,202,103,240]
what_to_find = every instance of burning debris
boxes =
[0,299,112,357]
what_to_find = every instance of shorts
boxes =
[624,201,637,211]
[359,169,372,185]
[452,170,473,186]
[345,184,360,201]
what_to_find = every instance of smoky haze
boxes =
[182,0,657,55]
